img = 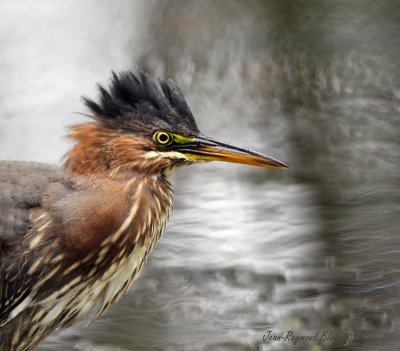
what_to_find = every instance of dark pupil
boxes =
[159,133,169,143]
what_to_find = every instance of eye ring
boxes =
[153,131,172,146]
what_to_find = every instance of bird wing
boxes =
[0,161,62,325]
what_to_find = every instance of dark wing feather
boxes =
[0,161,61,325]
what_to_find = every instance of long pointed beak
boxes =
[172,135,288,169]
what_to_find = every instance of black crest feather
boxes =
[82,71,200,135]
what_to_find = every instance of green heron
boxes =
[0,71,287,350]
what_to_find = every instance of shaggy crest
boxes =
[82,71,200,135]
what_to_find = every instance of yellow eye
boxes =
[153,131,172,145]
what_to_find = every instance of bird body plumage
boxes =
[0,160,173,350]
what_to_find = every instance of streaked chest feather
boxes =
[31,177,173,336]
[43,233,163,327]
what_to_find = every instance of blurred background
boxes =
[1,1,399,350]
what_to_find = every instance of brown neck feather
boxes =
[63,124,170,179]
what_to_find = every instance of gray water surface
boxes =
[1,1,399,350]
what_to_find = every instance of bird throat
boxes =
[81,175,174,321]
